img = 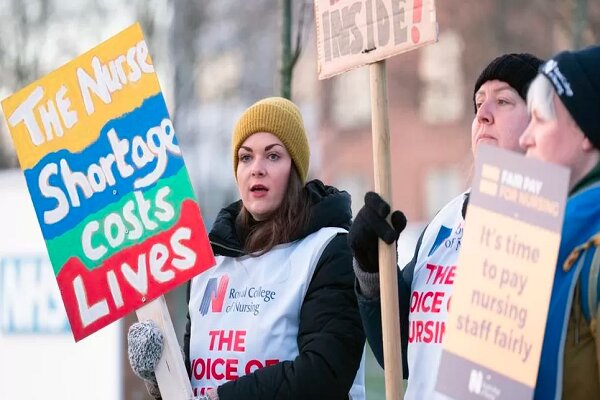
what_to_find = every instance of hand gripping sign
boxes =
[1,23,215,399]
[314,1,437,399]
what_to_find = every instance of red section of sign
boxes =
[412,0,422,43]
[57,199,215,341]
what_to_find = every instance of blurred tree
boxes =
[571,0,588,48]
[0,0,171,171]
[280,0,312,99]
[532,0,598,48]
[0,0,50,169]
[172,0,203,147]
[1,0,47,88]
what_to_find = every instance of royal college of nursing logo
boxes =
[428,223,463,256]
[467,368,501,399]
[428,225,452,256]
[198,274,277,317]
[199,275,229,316]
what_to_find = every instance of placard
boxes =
[435,144,569,399]
[314,0,438,79]
[1,23,215,341]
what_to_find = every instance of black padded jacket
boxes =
[183,179,365,400]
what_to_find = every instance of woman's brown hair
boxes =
[235,166,311,255]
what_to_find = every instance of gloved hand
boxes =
[128,320,164,395]
[348,192,407,273]
[128,321,216,400]
[195,389,219,400]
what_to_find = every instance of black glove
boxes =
[348,192,407,273]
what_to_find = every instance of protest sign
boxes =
[1,23,215,342]
[314,2,438,398]
[435,144,569,399]
[314,0,438,79]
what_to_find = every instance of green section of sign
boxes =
[46,168,196,273]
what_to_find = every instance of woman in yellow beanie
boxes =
[129,97,366,400]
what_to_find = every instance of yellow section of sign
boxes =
[1,23,161,170]
[481,163,500,182]
[443,205,560,386]
[479,179,498,197]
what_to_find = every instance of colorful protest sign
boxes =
[314,0,438,79]
[435,144,570,399]
[1,23,215,342]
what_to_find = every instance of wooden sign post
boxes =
[1,23,216,399]
[370,60,403,399]
[137,296,195,398]
[314,1,438,398]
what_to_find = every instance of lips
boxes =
[250,184,268,192]
[476,133,496,143]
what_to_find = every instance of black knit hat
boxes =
[539,45,600,150]
[473,53,543,112]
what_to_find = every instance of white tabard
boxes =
[189,227,365,398]
[404,192,466,400]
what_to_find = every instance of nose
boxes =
[476,99,494,125]
[519,122,534,151]
[251,158,266,177]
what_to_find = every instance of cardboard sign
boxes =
[435,144,569,399]
[1,23,215,341]
[314,0,438,79]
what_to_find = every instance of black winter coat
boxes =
[183,180,365,400]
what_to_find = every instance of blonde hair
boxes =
[527,74,556,121]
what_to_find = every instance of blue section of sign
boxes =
[24,93,184,240]
[428,225,452,257]
[0,256,70,335]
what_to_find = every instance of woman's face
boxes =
[520,95,593,186]
[237,132,292,221]
[471,80,530,156]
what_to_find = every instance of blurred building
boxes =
[308,0,592,268]
[0,170,123,400]
[313,0,560,222]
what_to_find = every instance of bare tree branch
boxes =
[291,0,310,68]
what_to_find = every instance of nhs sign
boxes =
[0,256,69,334]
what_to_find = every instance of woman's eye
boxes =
[531,109,547,123]
[475,98,485,109]
[239,154,251,162]
[267,153,280,161]
[498,98,510,105]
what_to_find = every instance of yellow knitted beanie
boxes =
[232,97,310,182]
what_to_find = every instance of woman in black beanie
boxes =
[520,44,600,400]
[349,52,543,400]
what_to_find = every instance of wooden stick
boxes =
[136,295,193,400]
[370,60,404,400]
